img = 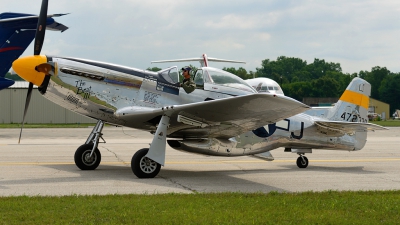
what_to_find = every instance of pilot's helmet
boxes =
[181,66,191,72]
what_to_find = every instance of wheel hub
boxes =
[82,150,96,166]
[140,157,157,174]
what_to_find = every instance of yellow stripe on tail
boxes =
[339,90,369,110]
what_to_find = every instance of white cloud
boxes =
[3,0,400,73]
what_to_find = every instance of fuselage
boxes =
[43,56,256,129]
[17,55,364,157]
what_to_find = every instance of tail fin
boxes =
[0,12,68,89]
[326,77,370,123]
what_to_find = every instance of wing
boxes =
[116,93,310,138]
[315,121,388,135]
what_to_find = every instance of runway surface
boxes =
[0,127,399,196]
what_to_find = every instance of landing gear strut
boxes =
[74,120,105,170]
[131,113,171,178]
[296,154,309,168]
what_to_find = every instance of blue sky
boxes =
[3,0,400,74]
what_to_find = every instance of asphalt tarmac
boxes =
[0,126,399,196]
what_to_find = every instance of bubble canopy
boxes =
[197,67,256,93]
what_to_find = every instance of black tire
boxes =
[74,144,101,170]
[131,148,161,178]
[296,156,309,168]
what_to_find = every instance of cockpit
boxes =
[158,66,180,84]
[193,67,256,93]
[157,66,257,95]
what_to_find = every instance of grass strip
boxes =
[0,191,399,224]
[370,120,400,127]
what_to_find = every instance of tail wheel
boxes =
[296,156,309,168]
[74,144,101,170]
[131,148,161,178]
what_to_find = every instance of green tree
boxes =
[379,74,400,114]
[5,72,24,81]
[256,56,307,82]
[326,71,356,94]
[146,67,162,72]
[362,66,390,99]
[222,67,252,79]
[282,82,313,101]
[310,76,341,98]
[304,58,342,80]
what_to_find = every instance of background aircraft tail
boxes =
[0,12,68,89]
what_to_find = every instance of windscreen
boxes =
[205,68,255,93]
[158,66,179,84]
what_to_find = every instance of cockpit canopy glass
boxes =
[158,66,179,84]
[203,67,256,93]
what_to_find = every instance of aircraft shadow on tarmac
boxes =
[0,164,288,193]
[279,164,383,175]
[0,163,383,194]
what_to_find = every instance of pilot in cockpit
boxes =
[180,66,196,94]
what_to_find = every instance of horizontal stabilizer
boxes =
[315,121,388,134]
[152,53,245,67]
[0,13,68,23]
[152,58,206,64]
[152,58,245,64]
[0,12,69,32]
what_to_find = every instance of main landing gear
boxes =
[74,113,170,179]
[131,148,161,178]
[296,154,309,168]
[131,113,170,178]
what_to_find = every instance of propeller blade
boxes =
[19,0,52,143]
[19,82,34,144]
[34,0,49,55]
[38,75,51,95]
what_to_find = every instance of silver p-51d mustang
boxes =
[12,0,386,178]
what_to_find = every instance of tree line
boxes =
[223,56,400,114]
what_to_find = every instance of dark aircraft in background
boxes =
[0,12,68,90]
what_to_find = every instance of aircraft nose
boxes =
[12,55,47,87]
